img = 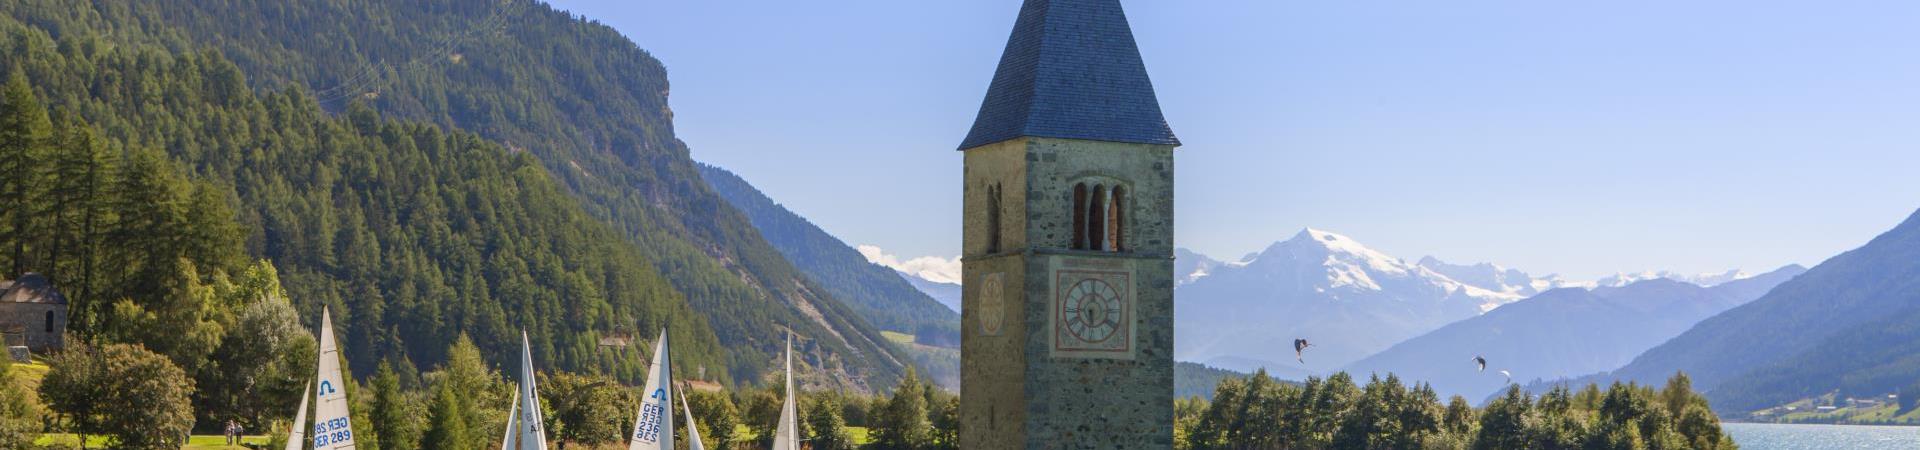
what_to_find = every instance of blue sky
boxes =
[545,0,1920,279]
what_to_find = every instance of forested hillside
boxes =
[0,37,725,381]
[0,0,908,389]
[698,164,959,347]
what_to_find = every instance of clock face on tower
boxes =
[978,272,1006,336]
[1050,263,1133,359]
[1062,279,1121,343]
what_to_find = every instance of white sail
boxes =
[679,384,705,450]
[284,380,311,450]
[514,331,550,450]
[501,383,519,450]
[771,332,800,450]
[313,307,358,450]
[628,329,674,450]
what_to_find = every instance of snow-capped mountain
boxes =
[1174,228,1762,377]
[1175,248,1224,286]
[1415,257,1585,297]
[1592,269,1753,288]
[1174,229,1526,374]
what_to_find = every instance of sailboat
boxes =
[679,384,706,450]
[771,332,800,450]
[500,383,519,450]
[313,307,358,450]
[283,380,311,450]
[627,328,675,450]
[502,331,551,450]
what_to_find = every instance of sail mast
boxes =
[678,383,706,450]
[772,331,799,450]
[500,383,520,449]
[627,328,674,450]
[283,380,312,450]
[313,307,358,450]
[516,331,550,450]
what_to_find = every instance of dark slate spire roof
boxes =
[958,0,1179,150]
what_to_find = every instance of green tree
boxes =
[0,71,50,277]
[40,116,112,333]
[544,371,626,447]
[1474,386,1533,450]
[100,260,226,378]
[201,264,315,429]
[432,334,507,450]
[423,383,475,450]
[806,394,854,450]
[872,369,932,450]
[40,343,194,450]
[928,394,960,450]
[1443,396,1478,438]
[743,389,782,448]
[685,390,738,447]
[371,362,422,450]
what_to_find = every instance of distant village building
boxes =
[0,273,68,353]
[682,379,723,393]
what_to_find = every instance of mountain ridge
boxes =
[698,163,959,347]
[1175,227,1765,377]
[1536,208,1920,412]
[1346,265,1804,399]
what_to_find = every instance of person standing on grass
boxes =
[225,419,236,445]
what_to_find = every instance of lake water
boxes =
[1723,423,1920,449]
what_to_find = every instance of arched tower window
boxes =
[1088,185,1107,251]
[1070,181,1129,252]
[1072,183,1089,250]
[986,183,1003,254]
[1108,186,1126,251]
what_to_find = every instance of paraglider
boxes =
[1474,355,1487,372]
[1293,338,1312,363]
[1499,370,1512,384]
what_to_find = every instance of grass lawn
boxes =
[7,359,50,391]
[35,434,269,449]
[1767,402,1918,425]
[728,425,873,445]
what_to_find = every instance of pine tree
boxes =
[0,71,51,277]
[440,334,502,449]
[872,368,932,450]
[1473,387,1533,450]
[805,395,854,450]
[40,115,111,332]
[371,362,420,450]
[423,383,474,450]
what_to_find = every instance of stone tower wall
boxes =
[962,136,1175,449]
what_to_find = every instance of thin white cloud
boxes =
[857,244,962,285]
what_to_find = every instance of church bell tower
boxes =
[958,0,1179,448]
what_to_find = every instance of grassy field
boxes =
[35,434,269,449]
[880,330,916,345]
[1747,397,1920,425]
[8,359,49,389]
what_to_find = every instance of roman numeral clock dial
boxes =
[1050,266,1133,359]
